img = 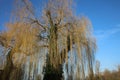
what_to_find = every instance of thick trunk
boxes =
[43,11,71,80]
[43,35,71,80]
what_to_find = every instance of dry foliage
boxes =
[0,0,97,80]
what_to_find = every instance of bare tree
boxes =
[94,60,101,80]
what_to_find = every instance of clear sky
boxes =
[0,0,120,71]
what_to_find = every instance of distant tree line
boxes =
[100,66,120,80]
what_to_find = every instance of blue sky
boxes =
[76,0,120,71]
[0,0,120,71]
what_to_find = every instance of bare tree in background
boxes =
[94,60,101,80]
[0,0,97,80]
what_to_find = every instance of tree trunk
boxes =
[43,35,71,80]
[43,11,71,80]
[1,50,14,80]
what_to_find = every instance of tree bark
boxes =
[1,50,13,80]
[43,35,71,80]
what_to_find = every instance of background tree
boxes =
[94,60,101,80]
[0,0,40,79]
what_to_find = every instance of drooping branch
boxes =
[60,35,71,63]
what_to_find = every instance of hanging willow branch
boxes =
[0,0,97,80]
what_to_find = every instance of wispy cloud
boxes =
[116,24,120,27]
[95,25,120,40]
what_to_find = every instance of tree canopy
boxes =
[0,0,97,80]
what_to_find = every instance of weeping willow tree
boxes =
[0,18,40,80]
[0,0,96,80]
[0,0,40,79]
